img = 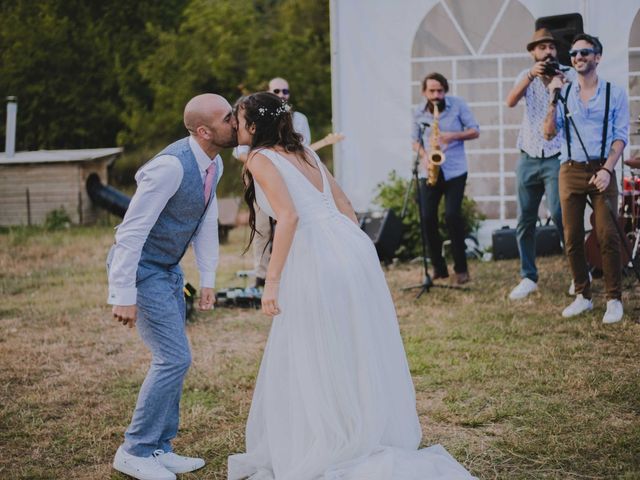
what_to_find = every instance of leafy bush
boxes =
[44,207,72,231]
[374,171,485,259]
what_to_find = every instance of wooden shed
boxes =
[0,148,122,226]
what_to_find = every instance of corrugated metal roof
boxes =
[0,147,122,165]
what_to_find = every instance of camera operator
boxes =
[505,28,576,300]
[543,33,629,323]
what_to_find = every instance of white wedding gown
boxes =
[228,148,476,480]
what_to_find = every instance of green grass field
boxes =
[1,225,639,479]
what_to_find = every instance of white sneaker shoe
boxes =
[509,278,538,300]
[153,450,205,474]
[602,299,623,324]
[113,446,176,480]
[562,294,593,318]
[568,272,593,296]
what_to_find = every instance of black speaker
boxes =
[492,225,563,260]
[358,210,403,262]
[492,226,519,260]
[535,13,584,66]
[535,225,563,256]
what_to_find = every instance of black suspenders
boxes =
[600,82,611,161]
[562,82,573,159]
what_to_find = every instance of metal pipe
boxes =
[86,173,130,218]
[5,96,17,158]
[26,188,31,226]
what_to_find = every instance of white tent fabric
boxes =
[331,0,639,221]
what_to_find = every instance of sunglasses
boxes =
[569,48,596,57]
[272,88,290,95]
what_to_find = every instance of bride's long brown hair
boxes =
[235,92,315,251]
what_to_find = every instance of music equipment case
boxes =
[492,223,563,260]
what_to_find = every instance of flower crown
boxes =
[257,102,291,118]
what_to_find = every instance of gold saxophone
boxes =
[426,103,446,187]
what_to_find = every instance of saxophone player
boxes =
[411,72,480,284]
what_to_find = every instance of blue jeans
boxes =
[516,151,563,283]
[123,266,191,457]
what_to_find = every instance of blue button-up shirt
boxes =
[555,77,629,163]
[412,96,479,180]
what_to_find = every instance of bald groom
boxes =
[108,94,237,479]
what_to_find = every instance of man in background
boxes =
[543,34,629,323]
[233,77,310,288]
[411,72,479,285]
[505,28,575,300]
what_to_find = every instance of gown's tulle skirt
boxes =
[228,213,476,479]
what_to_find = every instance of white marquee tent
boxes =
[330,0,640,231]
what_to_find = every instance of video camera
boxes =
[542,59,569,77]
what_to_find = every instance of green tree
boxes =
[0,0,333,197]
[0,0,185,150]
[119,0,331,194]
[119,0,260,148]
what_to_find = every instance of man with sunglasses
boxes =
[268,77,311,145]
[543,34,629,324]
[233,77,311,288]
[505,28,576,301]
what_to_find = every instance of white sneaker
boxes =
[509,278,538,300]
[113,446,176,480]
[153,450,205,474]
[602,299,623,324]
[568,272,593,296]
[562,294,593,318]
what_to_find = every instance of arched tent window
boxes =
[629,9,640,159]
[411,0,534,220]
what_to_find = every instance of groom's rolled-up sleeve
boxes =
[107,156,183,305]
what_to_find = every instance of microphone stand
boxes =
[402,122,466,298]
[555,93,640,282]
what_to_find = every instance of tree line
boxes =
[0,0,331,191]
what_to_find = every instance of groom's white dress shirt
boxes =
[108,136,222,306]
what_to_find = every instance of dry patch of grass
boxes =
[1,226,639,479]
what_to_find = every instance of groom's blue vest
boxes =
[137,137,217,277]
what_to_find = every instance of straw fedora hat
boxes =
[527,28,556,51]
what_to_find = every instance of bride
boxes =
[228,92,476,480]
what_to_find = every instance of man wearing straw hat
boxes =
[505,28,575,300]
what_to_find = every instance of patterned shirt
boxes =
[411,96,479,180]
[554,77,629,163]
[515,67,576,158]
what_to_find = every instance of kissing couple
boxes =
[107,92,476,479]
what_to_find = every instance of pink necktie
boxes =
[203,161,216,204]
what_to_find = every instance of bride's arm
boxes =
[247,152,298,315]
[321,164,359,225]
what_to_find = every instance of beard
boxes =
[574,60,596,75]
[214,129,239,149]
[541,53,556,63]
[427,98,446,114]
